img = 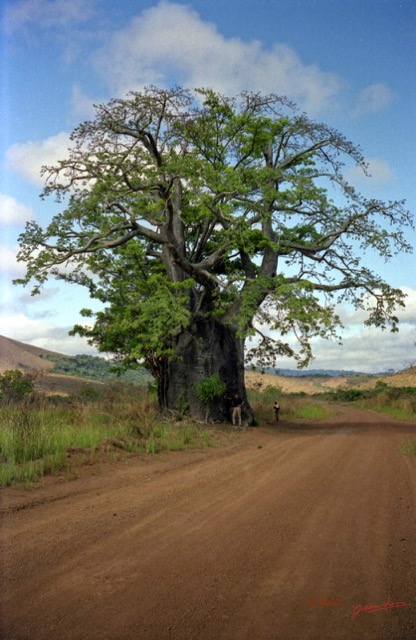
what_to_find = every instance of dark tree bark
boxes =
[162,318,255,425]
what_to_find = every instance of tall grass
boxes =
[289,404,332,420]
[335,386,416,421]
[0,385,213,487]
[248,385,282,423]
[247,386,333,423]
[11,377,406,488]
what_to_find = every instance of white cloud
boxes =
[2,0,98,35]
[364,158,395,183]
[309,325,415,373]
[353,83,396,117]
[93,2,344,114]
[344,157,394,190]
[271,318,416,373]
[255,287,416,373]
[308,287,416,372]
[0,287,60,316]
[400,287,416,324]
[0,193,34,225]
[0,245,27,278]
[335,287,416,329]
[5,132,71,187]
[0,313,98,355]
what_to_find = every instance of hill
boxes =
[267,367,377,377]
[1,334,415,397]
[0,335,150,394]
[245,368,416,395]
[0,335,65,375]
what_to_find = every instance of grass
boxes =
[248,386,334,424]
[288,403,332,420]
[402,438,416,456]
[359,405,416,421]
[347,388,416,422]
[3,379,414,487]
[144,423,213,454]
[0,386,215,487]
[329,383,416,419]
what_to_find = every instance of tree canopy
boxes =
[15,87,413,418]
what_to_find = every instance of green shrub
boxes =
[195,373,227,422]
[0,370,34,404]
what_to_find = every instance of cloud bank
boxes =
[2,0,98,34]
[93,2,344,115]
[273,287,416,373]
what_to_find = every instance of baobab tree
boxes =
[16,87,413,422]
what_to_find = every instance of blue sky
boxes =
[1,0,415,372]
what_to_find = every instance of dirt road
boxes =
[1,404,415,640]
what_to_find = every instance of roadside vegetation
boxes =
[2,370,415,487]
[329,380,416,421]
[402,439,416,456]
[0,372,216,487]
[328,381,416,456]
[247,385,334,424]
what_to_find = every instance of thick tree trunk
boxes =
[158,317,255,425]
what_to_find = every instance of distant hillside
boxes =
[2,334,413,397]
[259,367,390,377]
[0,335,65,374]
[0,335,150,389]
[245,368,416,395]
[45,353,150,385]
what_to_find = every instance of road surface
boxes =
[1,404,415,640]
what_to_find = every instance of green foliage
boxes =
[330,383,416,404]
[0,370,34,403]
[195,373,227,423]
[14,86,413,378]
[46,354,150,384]
[332,388,371,402]
[195,373,227,405]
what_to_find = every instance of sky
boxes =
[0,0,415,373]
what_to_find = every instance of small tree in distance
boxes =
[15,87,413,422]
[0,370,35,404]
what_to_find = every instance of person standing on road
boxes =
[231,393,243,427]
[273,401,280,423]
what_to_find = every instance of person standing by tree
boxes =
[231,393,244,427]
[273,401,280,423]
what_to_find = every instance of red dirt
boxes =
[1,404,415,640]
